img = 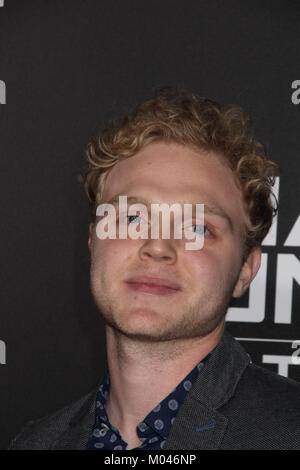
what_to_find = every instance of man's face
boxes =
[89,141,257,342]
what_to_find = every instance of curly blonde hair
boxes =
[80,86,279,262]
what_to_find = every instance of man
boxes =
[9,87,300,450]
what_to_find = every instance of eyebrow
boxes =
[103,194,234,232]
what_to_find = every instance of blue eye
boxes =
[191,224,210,235]
[127,215,142,224]
[126,217,211,236]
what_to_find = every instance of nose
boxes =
[140,214,177,264]
[138,208,178,263]
[139,237,177,264]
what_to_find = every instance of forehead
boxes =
[103,141,246,226]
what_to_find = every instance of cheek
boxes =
[183,250,227,283]
[92,239,135,271]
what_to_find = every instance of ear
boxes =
[232,246,261,298]
[88,223,94,254]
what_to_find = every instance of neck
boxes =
[104,322,224,442]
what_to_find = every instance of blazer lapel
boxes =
[51,389,98,450]
[163,395,228,449]
[164,329,250,450]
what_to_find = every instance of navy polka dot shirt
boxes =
[87,354,210,450]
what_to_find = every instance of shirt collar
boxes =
[94,353,210,440]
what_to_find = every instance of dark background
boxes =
[0,0,299,449]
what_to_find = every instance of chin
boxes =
[105,313,171,339]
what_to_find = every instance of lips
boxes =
[125,275,181,291]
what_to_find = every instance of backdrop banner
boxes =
[0,0,299,449]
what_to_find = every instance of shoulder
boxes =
[220,363,300,449]
[240,362,300,406]
[8,388,97,450]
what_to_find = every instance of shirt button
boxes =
[99,422,110,437]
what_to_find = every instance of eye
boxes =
[193,224,211,235]
[127,215,142,224]
[184,224,212,236]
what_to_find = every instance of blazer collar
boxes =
[164,329,251,449]
[52,329,250,450]
[51,388,98,450]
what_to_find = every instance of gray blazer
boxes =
[8,330,300,450]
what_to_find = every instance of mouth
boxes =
[125,275,182,296]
